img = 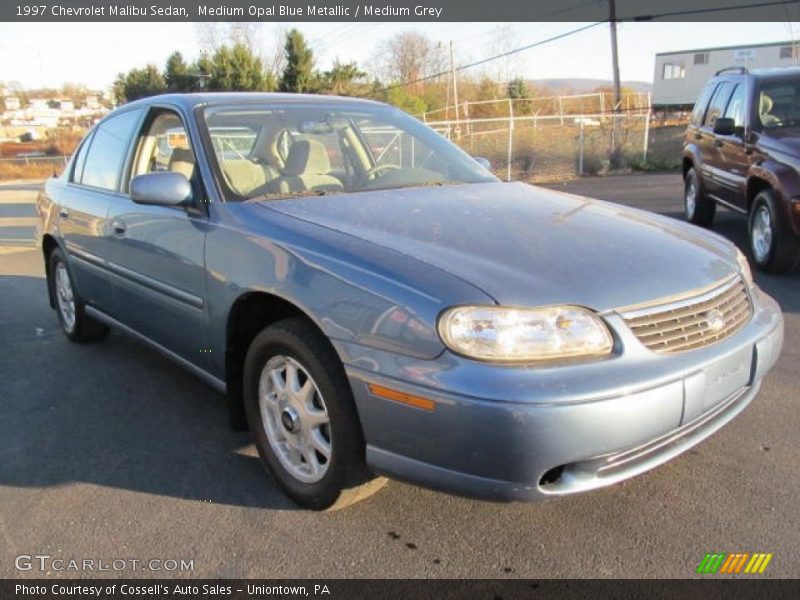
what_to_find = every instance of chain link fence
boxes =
[427,113,659,183]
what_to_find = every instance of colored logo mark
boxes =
[696,553,773,574]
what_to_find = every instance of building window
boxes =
[780,45,799,59]
[663,63,686,80]
[694,52,709,65]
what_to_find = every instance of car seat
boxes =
[267,140,344,194]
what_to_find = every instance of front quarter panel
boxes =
[203,203,496,380]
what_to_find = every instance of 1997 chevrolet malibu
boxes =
[37,93,784,510]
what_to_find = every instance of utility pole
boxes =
[450,40,460,139]
[609,0,622,168]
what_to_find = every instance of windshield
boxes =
[202,103,497,201]
[758,80,800,129]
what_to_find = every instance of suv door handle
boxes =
[59,208,69,219]
[714,139,724,147]
[694,133,702,140]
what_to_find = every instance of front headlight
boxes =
[438,305,614,362]
[735,248,754,287]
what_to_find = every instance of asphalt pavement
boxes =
[1,173,798,579]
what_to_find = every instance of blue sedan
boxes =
[37,93,784,509]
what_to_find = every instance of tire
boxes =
[49,247,109,343]
[684,167,716,227]
[749,189,800,274]
[243,317,386,510]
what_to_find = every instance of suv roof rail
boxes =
[715,66,749,76]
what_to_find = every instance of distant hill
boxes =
[528,79,653,94]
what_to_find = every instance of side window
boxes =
[704,82,733,128]
[724,84,746,129]
[81,109,143,191]
[131,110,195,182]
[691,82,717,126]
[71,131,94,183]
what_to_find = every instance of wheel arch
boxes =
[746,176,774,213]
[42,234,62,309]
[224,290,347,428]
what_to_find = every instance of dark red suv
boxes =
[682,66,800,273]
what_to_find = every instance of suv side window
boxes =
[81,109,143,191]
[724,84,746,129]
[704,82,733,128]
[691,82,718,126]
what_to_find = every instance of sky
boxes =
[0,21,798,91]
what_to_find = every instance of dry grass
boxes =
[0,162,61,181]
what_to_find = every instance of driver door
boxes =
[105,106,209,365]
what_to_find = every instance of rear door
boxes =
[58,108,143,310]
[105,106,209,365]
[696,80,734,198]
[713,83,750,210]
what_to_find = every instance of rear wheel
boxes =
[749,190,800,274]
[243,317,386,510]
[684,167,716,227]
[49,247,109,343]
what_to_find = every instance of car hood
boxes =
[758,128,800,157]
[260,182,739,312]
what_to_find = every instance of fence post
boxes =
[578,119,585,176]
[558,96,564,125]
[642,110,651,163]
[507,100,514,182]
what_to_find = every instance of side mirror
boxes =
[713,117,736,136]
[130,172,192,207]
[472,156,492,171]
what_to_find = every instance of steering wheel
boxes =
[357,163,400,187]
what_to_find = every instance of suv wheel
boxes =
[49,247,109,342]
[749,190,800,274]
[243,317,386,510]
[684,167,716,227]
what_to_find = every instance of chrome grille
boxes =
[622,278,752,354]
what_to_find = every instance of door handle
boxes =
[59,208,69,219]
[714,139,724,147]
[111,219,126,236]
[694,133,702,140]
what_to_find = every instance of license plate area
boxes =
[682,345,754,424]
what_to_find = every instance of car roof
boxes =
[121,92,386,111]
[714,66,800,83]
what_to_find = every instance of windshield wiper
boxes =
[247,189,331,203]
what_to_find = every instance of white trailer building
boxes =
[653,40,800,108]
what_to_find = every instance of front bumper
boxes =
[338,286,784,501]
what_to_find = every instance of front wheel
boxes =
[684,167,716,227]
[749,190,800,274]
[243,317,386,510]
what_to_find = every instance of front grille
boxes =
[623,277,752,354]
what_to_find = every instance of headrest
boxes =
[284,139,331,177]
[169,148,195,179]
[760,94,773,114]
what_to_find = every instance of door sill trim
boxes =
[85,306,226,393]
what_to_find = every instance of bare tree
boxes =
[196,23,285,80]
[373,31,447,92]
[486,25,520,85]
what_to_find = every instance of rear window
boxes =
[704,82,733,128]
[691,82,718,126]
[80,109,143,191]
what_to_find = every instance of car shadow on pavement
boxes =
[0,272,299,511]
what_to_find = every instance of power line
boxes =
[364,22,605,96]
[363,0,800,98]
